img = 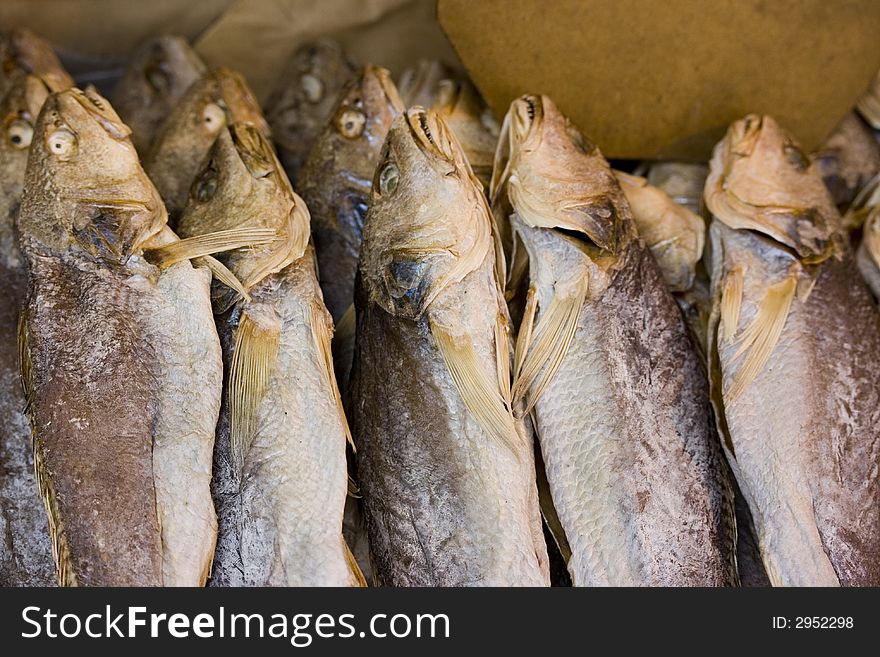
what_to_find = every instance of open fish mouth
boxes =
[404,107,458,163]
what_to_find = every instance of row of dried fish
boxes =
[0,28,878,587]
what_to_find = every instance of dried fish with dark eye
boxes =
[491,94,733,586]
[266,40,356,185]
[17,87,268,586]
[0,72,56,587]
[146,67,268,225]
[177,121,364,587]
[351,107,549,586]
[705,114,880,586]
[112,35,206,154]
[298,65,403,325]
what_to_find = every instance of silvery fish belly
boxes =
[0,71,59,586]
[492,95,731,586]
[209,252,361,586]
[18,87,221,586]
[857,208,880,299]
[706,114,880,586]
[175,122,362,586]
[351,109,549,586]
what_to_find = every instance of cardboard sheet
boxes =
[439,0,880,159]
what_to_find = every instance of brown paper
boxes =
[194,0,463,102]
[438,0,880,160]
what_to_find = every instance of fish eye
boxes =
[46,128,77,159]
[194,170,219,202]
[202,102,225,134]
[378,161,399,196]
[300,74,324,103]
[336,108,366,139]
[783,142,810,172]
[7,119,33,149]
[145,65,170,94]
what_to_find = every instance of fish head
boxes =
[178,121,307,288]
[493,94,632,260]
[320,65,404,171]
[0,74,51,200]
[0,28,72,97]
[707,114,840,262]
[361,107,492,319]
[397,59,452,108]
[112,36,205,150]
[433,79,499,185]
[20,87,166,259]
[268,39,356,143]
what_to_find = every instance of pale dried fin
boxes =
[727,275,797,400]
[512,276,588,414]
[343,539,367,587]
[720,267,743,342]
[513,285,538,379]
[144,227,277,268]
[197,256,251,302]
[242,199,310,289]
[494,314,512,406]
[228,309,281,475]
[19,315,75,585]
[431,321,521,453]
[308,300,354,451]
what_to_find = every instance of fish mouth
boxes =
[405,107,457,163]
[729,114,763,158]
[511,95,541,143]
[214,68,269,133]
[230,122,279,180]
[67,88,131,140]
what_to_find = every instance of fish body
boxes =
[112,35,206,154]
[177,123,361,586]
[351,108,549,587]
[18,88,220,586]
[146,68,267,224]
[297,65,403,322]
[266,40,356,185]
[493,96,731,586]
[705,114,880,586]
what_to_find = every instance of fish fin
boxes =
[727,275,797,400]
[228,308,281,475]
[513,284,538,380]
[20,314,76,585]
[431,321,521,453]
[196,256,251,303]
[512,276,587,414]
[494,313,512,406]
[308,299,354,451]
[343,539,368,587]
[144,227,277,269]
[720,267,743,342]
[17,312,32,418]
[242,199,310,289]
